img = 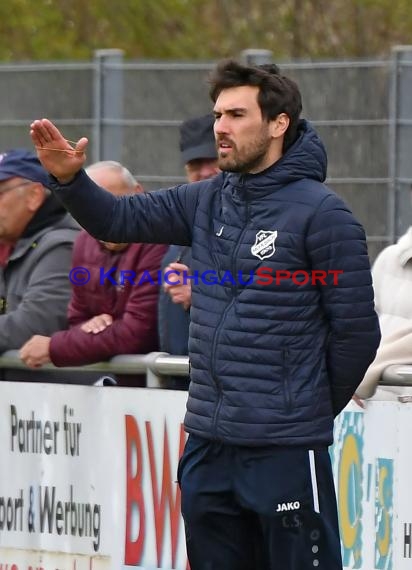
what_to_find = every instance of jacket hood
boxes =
[21,193,68,239]
[227,119,327,195]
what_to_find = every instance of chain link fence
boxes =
[1,47,412,260]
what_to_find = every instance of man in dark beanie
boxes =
[0,149,79,369]
[158,114,219,389]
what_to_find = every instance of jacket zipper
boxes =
[283,348,292,412]
[210,181,250,436]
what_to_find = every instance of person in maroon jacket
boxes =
[20,160,166,386]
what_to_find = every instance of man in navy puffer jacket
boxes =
[30,59,380,570]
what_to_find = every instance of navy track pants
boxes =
[178,435,343,570]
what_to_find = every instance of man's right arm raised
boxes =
[30,119,194,246]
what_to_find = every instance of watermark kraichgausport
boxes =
[69,267,344,287]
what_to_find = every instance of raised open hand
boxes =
[30,118,88,182]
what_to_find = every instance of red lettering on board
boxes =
[146,421,186,568]
[124,415,146,565]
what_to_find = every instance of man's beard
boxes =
[218,129,272,174]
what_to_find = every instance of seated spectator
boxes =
[158,114,219,389]
[0,149,79,381]
[369,225,412,339]
[20,161,167,386]
[356,224,412,401]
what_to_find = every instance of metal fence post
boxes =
[239,49,273,65]
[389,45,412,241]
[93,49,124,163]
[144,352,170,388]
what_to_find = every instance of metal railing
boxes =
[1,350,412,391]
[381,364,412,386]
[0,350,189,388]
[2,47,412,261]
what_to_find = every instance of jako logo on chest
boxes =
[251,230,277,260]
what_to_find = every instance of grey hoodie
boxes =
[0,212,79,353]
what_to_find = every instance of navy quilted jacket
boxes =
[49,120,381,447]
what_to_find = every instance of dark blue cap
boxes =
[0,149,49,186]
[179,114,217,164]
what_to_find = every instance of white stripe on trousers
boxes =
[308,449,320,513]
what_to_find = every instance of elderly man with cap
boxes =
[158,114,219,389]
[0,149,79,375]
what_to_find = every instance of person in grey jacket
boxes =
[0,149,79,372]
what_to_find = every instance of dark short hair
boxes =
[209,59,302,152]
[257,63,281,75]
